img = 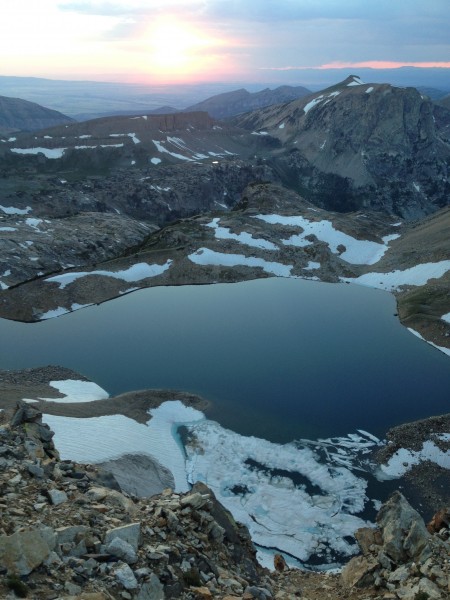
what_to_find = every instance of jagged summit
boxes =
[233,77,450,217]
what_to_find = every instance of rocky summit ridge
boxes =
[0,402,449,600]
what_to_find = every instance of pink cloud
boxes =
[319,61,450,69]
[261,61,450,71]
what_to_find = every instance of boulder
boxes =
[0,526,56,575]
[376,491,430,563]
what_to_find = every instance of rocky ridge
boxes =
[1,401,449,600]
[234,76,450,218]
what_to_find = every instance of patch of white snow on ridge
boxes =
[0,204,32,215]
[253,214,395,265]
[188,248,292,277]
[278,122,285,129]
[206,218,278,250]
[304,261,320,270]
[11,147,66,159]
[152,139,193,161]
[25,218,43,230]
[341,261,450,292]
[151,157,161,165]
[185,420,372,565]
[365,87,374,94]
[407,328,450,358]
[348,77,364,86]
[37,380,110,403]
[43,401,204,493]
[0,227,17,232]
[441,312,450,324]
[377,439,450,480]
[45,260,173,289]
[39,303,94,320]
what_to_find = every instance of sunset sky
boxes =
[1,0,450,84]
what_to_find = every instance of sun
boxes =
[147,17,214,77]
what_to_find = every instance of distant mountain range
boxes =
[0,95,73,134]
[183,85,311,119]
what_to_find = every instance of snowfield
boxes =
[253,214,398,265]
[45,260,173,289]
[188,248,292,276]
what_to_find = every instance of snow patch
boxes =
[45,260,173,289]
[254,214,396,265]
[150,157,161,165]
[341,261,450,292]
[365,87,374,94]
[39,303,94,320]
[34,380,110,404]
[206,218,278,250]
[11,147,66,159]
[0,204,32,215]
[188,248,292,277]
[43,401,204,493]
[378,439,450,479]
[441,312,450,324]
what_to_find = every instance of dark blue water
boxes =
[1,278,449,442]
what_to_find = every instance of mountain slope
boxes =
[185,85,311,119]
[0,95,74,133]
[234,76,450,218]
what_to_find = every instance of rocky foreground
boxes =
[0,402,449,600]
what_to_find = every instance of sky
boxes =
[1,0,450,84]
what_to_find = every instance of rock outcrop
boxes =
[1,401,449,600]
[341,492,450,599]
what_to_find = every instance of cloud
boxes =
[59,1,203,17]
[261,61,450,72]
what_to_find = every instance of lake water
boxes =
[1,277,449,442]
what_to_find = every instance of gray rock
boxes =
[107,537,138,564]
[48,488,68,506]
[0,527,55,575]
[104,522,141,551]
[56,525,89,546]
[180,492,209,509]
[377,491,430,563]
[135,574,165,600]
[114,563,138,590]
[27,462,45,478]
[341,555,379,588]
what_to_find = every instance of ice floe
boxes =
[206,218,278,250]
[254,214,396,265]
[43,401,204,493]
[188,248,292,277]
[45,260,173,289]
[185,421,375,565]
[341,261,450,292]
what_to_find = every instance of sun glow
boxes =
[145,17,223,79]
